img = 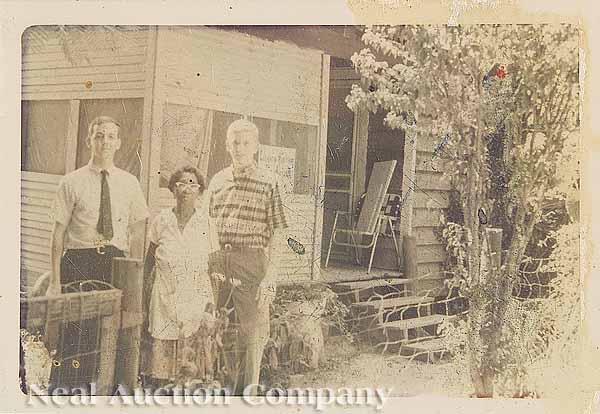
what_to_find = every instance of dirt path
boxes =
[288,337,472,397]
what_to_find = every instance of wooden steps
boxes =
[364,314,457,356]
[332,277,410,291]
[382,314,449,330]
[329,277,411,303]
[353,295,434,310]
[327,266,457,363]
[351,295,435,324]
[400,337,450,363]
[402,337,448,353]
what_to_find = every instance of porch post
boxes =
[351,105,369,213]
[311,53,330,280]
[400,125,418,279]
[112,258,144,393]
[399,126,417,238]
[145,29,164,216]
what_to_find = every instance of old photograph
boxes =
[18,24,581,405]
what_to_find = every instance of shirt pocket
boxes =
[73,185,101,219]
[110,185,130,227]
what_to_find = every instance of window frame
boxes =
[21,99,80,175]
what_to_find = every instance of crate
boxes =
[20,287,122,395]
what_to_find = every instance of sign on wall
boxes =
[258,144,296,194]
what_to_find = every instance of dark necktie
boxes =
[97,170,114,240]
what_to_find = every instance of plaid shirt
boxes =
[208,164,287,249]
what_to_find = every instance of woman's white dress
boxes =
[145,207,214,380]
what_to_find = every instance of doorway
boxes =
[320,58,405,266]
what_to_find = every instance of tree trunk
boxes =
[470,228,503,398]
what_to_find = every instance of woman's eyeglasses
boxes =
[175,182,201,191]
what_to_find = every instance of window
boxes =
[205,111,317,195]
[275,120,317,195]
[206,111,243,180]
[21,100,70,174]
[159,104,210,187]
[76,98,144,178]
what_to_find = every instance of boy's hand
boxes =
[256,276,276,307]
[210,273,226,283]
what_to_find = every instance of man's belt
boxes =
[222,243,239,251]
[65,245,123,256]
[221,243,264,252]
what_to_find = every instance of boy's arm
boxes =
[46,222,67,296]
[257,177,288,306]
[256,228,285,307]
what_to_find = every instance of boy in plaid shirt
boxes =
[207,119,287,394]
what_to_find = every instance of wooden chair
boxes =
[324,160,399,274]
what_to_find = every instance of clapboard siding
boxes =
[21,179,60,193]
[22,211,52,223]
[412,190,450,209]
[21,203,51,216]
[414,226,443,246]
[21,258,51,274]
[415,151,453,173]
[22,55,148,69]
[413,263,447,295]
[21,196,53,208]
[21,233,50,247]
[413,207,446,228]
[22,39,149,60]
[415,244,446,264]
[414,171,452,192]
[23,80,146,94]
[155,27,323,126]
[274,195,316,282]
[22,28,148,48]
[22,219,54,232]
[21,226,52,239]
[20,172,61,275]
[22,27,149,100]
[417,262,445,279]
[23,72,146,86]
[411,135,453,290]
[22,64,147,82]
[415,133,454,156]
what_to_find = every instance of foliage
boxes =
[532,223,581,392]
[492,222,580,397]
[271,283,352,339]
[348,24,579,396]
[440,220,471,289]
[262,283,353,388]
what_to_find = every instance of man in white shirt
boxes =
[46,115,149,295]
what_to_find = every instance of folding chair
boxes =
[324,160,399,274]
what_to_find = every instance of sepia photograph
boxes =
[14,20,586,410]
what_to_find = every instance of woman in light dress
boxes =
[142,166,216,386]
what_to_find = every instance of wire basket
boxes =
[20,281,122,395]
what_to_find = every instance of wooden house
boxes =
[20,25,451,290]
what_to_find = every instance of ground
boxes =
[287,336,472,397]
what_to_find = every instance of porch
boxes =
[321,262,405,284]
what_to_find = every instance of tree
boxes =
[347,24,579,397]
